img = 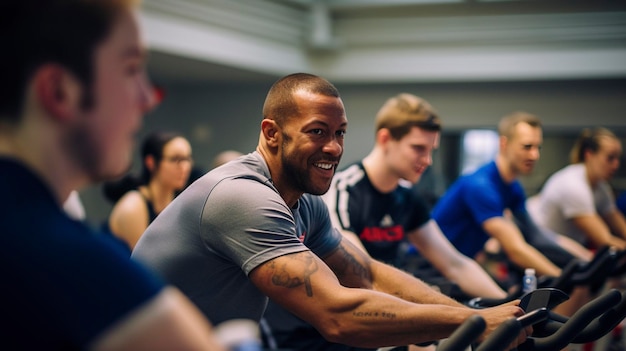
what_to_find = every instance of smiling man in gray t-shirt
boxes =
[132,73,527,350]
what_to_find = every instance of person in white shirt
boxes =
[528,127,626,250]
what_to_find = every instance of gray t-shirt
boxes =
[132,152,342,325]
[529,163,616,244]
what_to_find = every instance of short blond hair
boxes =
[497,111,542,139]
[375,93,440,140]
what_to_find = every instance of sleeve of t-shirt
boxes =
[554,181,596,219]
[464,178,505,224]
[201,177,309,276]
[299,194,342,258]
[597,182,617,216]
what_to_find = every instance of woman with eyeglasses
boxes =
[106,130,194,251]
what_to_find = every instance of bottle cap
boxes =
[214,319,260,348]
[525,268,535,276]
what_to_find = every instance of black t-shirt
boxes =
[324,162,431,264]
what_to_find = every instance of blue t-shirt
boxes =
[432,161,526,258]
[0,158,163,350]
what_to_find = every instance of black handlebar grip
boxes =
[437,314,486,351]
[571,289,626,343]
[519,289,621,351]
[476,308,549,351]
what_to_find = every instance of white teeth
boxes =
[315,163,333,170]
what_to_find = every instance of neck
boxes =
[362,148,399,193]
[256,146,301,208]
[142,181,176,213]
[495,154,517,184]
[0,125,83,206]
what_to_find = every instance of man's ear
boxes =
[499,135,508,151]
[261,119,280,147]
[33,64,82,121]
[377,128,392,146]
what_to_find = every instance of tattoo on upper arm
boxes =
[334,244,371,281]
[268,253,318,297]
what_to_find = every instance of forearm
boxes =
[258,248,525,349]
[322,288,475,347]
[484,217,561,277]
[260,250,473,347]
[574,214,626,250]
[444,258,507,299]
[586,225,626,250]
[369,260,466,307]
[317,285,525,348]
[582,228,625,250]
[553,234,593,261]
[505,244,561,277]
[606,211,626,241]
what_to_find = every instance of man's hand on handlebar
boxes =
[475,299,532,349]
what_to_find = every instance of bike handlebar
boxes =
[475,308,549,351]
[569,247,617,291]
[469,246,619,309]
[517,288,622,351]
[436,314,486,351]
[446,289,624,351]
[537,289,626,344]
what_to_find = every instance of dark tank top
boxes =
[141,193,159,224]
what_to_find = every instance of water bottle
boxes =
[214,319,262,351]
[522,268,537,294]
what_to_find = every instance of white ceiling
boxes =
[141,0,626,84]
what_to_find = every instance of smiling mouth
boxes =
[314,162,334,170]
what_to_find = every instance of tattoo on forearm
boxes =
[336,245,371,281]
[353,311,397,319]
[269,253,318,296]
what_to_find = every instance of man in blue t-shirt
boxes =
[433,112,572,278]
[432,112,590,316]
[0,1,225,349]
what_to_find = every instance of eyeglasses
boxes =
[162,156,193,165]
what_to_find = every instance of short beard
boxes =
[280,133,330,196]
[281,154,330,196]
